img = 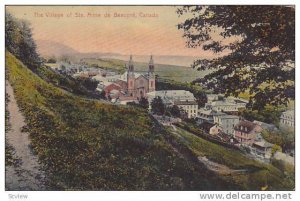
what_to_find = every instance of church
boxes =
[103,55,156,103]
[125,55,155,98]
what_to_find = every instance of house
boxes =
[198,121,221,135]
[234,120,262,145]
[147,90,197,118]
[197,109,226,124]
[217,132,240,144]
[104,83,123,99]
[174,100,198,118]
[280,109,295,128]
[213,114,240,135]
[205,100,240,114]
[251,141,274,161]
[225,97,248,109]
[206,94,224,103]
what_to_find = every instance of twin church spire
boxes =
[127,55,154,74]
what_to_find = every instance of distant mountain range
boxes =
[36,40,201,67]
[36,40,122,59]
[36,40,79,57]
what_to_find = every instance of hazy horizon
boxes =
[7,6,235,59]
[36,39,207,67]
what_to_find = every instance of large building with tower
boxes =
[96,55,156,103]
[124,55,155,99]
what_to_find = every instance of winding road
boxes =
[5,81,46,191]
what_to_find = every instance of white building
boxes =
[205,100,240,113]
[280,110,295,128]
[206,94,224,103]
[197,109,226,124]
[225,97,248,109]
[213,114,240,135]
[174,100,198,118]
[251,140,274,162]
[147,90,197,118]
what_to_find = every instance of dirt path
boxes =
[5,81,46,191]
[198,156,248,175]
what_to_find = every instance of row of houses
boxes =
[145,90,277,162]
[47,61,118,78]
[198,96,294,163]
[199,116,275,161]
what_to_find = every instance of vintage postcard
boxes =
[5,5,295,192]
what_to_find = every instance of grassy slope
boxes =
[6,51,237,190]
[82,58,125,73]
[35,65,96,98]
[168,127,294,190]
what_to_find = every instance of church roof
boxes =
[119,71,142,81]
[119,71,147,82]
[136,74,149,80]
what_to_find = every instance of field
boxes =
[81,58,212,83]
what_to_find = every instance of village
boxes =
[48,55,295,167]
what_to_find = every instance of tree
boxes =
[5,12,41,70]
[177,6,295,110]
[261,129,294,152]
[150,96,165,115]
[139,97,149,109]
[76,77,99,91]
[239,105,285,126]
[169,105,181,118]
[194,91,207,107]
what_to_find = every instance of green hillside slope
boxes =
[6,51,234,190]
[6,51,293,190]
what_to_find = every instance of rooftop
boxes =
[253,140,274,148]
[210,101,238,106]
[198,109,226,116]
[281,109,295,117]
[174,100,198,105]
[235,120,259,133]
[119,71,142,81]
[253,120,278,131]
[217,114,239,119]
[147,90,195,101]
[199,121,216,132]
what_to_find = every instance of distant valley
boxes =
[37,40,212,82]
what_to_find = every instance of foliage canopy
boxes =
[177,6,295,110]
